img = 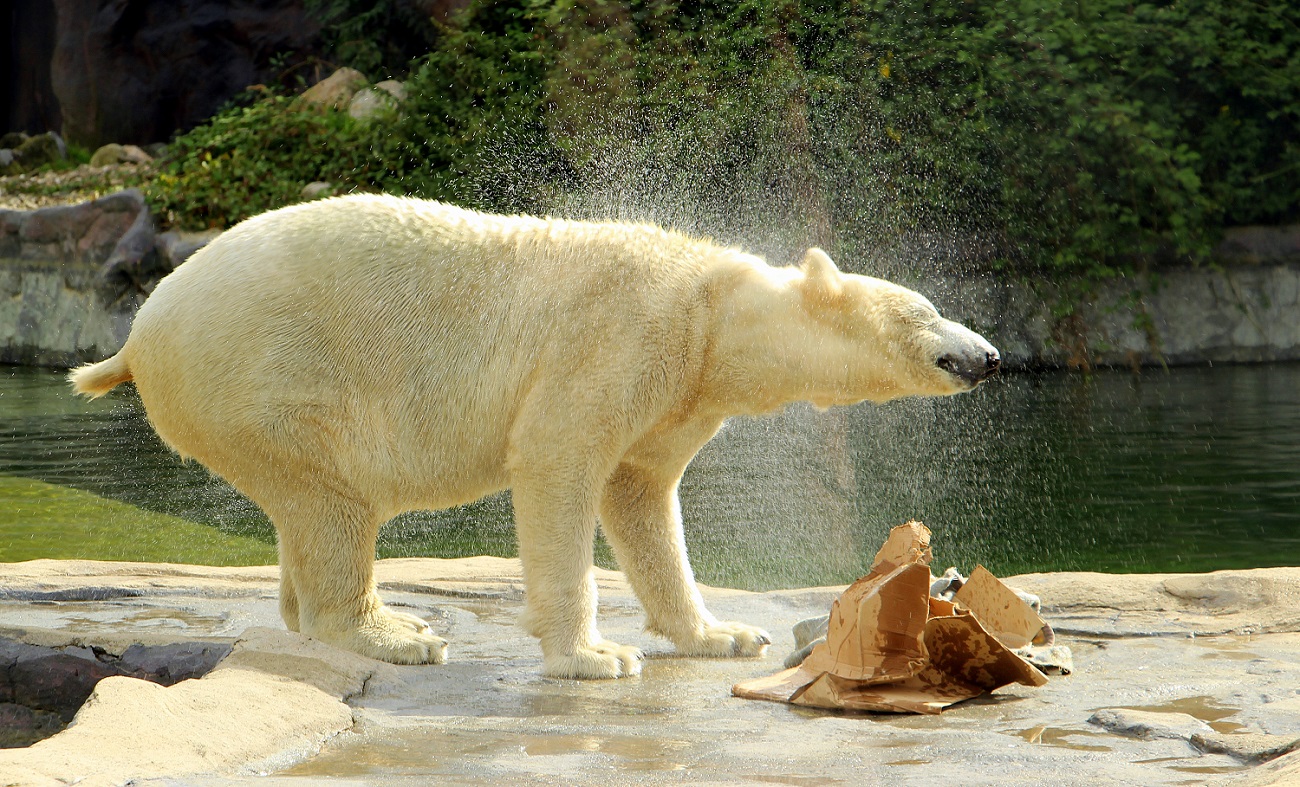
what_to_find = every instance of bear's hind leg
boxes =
[265,489,448,665]
[600,463,771,659]
[279,559,301,632]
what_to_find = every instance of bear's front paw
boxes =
[675,621,771,658]
[543,641,644,680]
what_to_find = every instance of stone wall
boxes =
[863,224,1300,370]
[0,190,208,367]
[1,192,1297,370]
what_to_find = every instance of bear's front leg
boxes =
[510,469,643,679]
[600,463,771,659]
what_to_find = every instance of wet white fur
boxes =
[71,195,994,679]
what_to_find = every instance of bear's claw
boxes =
[318,606,449,665]
[675,621,772,658]
[543,641,644,680]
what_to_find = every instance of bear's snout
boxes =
[936,347,1001,385]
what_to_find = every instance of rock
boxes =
[0,189,156,366]
[297,67,369,112]
[10,654,128,722]
[301,181,335,200]
[1215,225,1300,266]
[98,188,162,298]
[0,635,230,748]
[118,642,231,686]
[348,87,397,121]
[1015,643,1074,675]
[4,559,1300,784]
[0,132,27,149]
[1,132,66,174]
[1088,708,1213,741]
[1192,731,1300,763]
[0,703,64,749]
[783,614,828,667]
[156,228,223,269]
[375,79,407,101]
[51,0,326,146]
[88,143,125,167]
[89,143,152,167]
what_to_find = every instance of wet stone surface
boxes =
[2,559,1300,785]
[0,634,230,747]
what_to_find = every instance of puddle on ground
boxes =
[1117,695,1245,734]
[283,727,693,777]
[741,776,846,786]
[1136,755,1246,779]
[1014,725,1112,751]
[59,605,226,632]
[1191,635,1261,662]
[446,599,515,625]
[487,732,690,770]
[1168,764,1244,775]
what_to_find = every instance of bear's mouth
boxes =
[936,351,1001,386]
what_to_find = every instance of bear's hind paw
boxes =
[543,641,644,680]
[675,621,771,658]
[334,609,449,665]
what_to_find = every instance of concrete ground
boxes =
[2,558,1300,786]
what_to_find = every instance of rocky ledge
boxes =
[3,187,1300,369]
[1,558,1299,786]
[0,189,217,366]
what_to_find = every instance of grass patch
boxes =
[0,474,277,565]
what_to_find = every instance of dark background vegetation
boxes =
[13,0,1300,280]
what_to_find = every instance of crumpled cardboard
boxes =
[732,521,1052,714]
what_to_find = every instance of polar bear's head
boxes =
[796,248,1000,406]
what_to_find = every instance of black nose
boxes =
[985,351,1001,374]
[937,349,1001,384]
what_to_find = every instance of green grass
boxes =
[0,474,277,565]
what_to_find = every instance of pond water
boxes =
[2,363,1298,590]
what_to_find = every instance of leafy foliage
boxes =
[147,0,1300,276]
[145,95,382,229]
[304,0,444,79]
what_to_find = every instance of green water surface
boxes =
[2,364,1297,589]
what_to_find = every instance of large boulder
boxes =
[296,67,369,111]
[50,0,326,146]
[0,132,66,175]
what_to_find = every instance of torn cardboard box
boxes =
[732,521,1058,714]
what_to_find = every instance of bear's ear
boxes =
[799,247,843,306]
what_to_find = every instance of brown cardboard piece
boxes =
[732,521,1050,714]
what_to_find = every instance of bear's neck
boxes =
[698,262,900,416]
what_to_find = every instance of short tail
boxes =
[68,353,134,398]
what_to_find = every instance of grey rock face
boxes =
[50,0,325,146]
[0,190,156,365]
[0,635,230,748]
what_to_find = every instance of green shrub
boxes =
[145,95,383,229]
[148,0,1300,279]
[841,0,1300,273]
[305,0,444,80]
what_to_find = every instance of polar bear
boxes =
[70,195,999,680]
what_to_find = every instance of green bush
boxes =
[842,0,1300,273]
[148,0,1300,277]
[145,95,383,229]
[305,0,444,80]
